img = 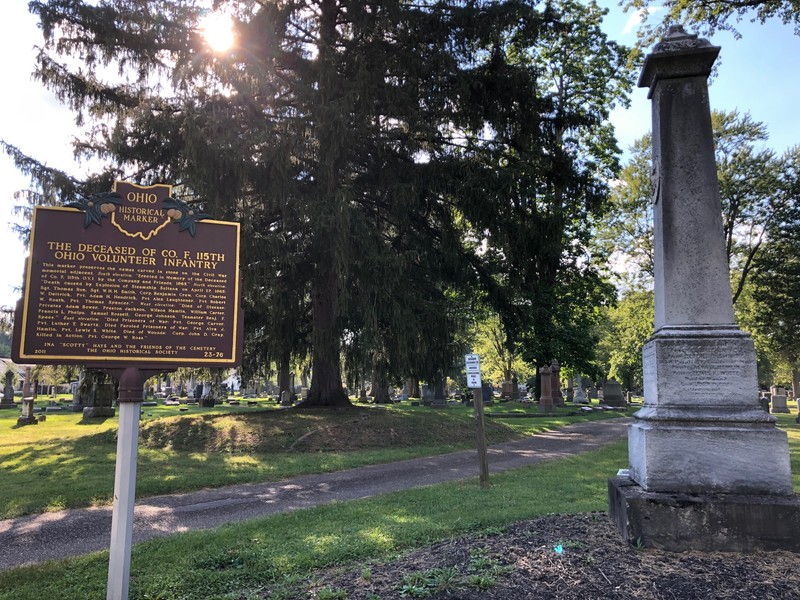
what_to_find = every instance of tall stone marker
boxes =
[608,26,800,552]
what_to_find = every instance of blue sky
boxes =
[2,2,799,307]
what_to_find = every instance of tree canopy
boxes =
[597,110,781,302]
[624,0,800,41]
[5,0,632,403]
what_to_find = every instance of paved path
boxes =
[0,417,630,571]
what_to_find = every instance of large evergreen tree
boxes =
[7,0,630,406]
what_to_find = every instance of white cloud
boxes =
[622,6,665,36]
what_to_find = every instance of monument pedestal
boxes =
[630,327,793,496]
[609,476,800,552]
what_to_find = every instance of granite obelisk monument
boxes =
[608,26,800,552]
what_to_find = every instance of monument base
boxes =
[609,476,800,552]
[0,402,17,409]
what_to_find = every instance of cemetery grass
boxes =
[4,422,800,600]
[1,414,798,599]
[0,439,631,599]
[0,399,629,518]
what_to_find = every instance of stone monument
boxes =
[770,386,789,414]
[602,380,625,407]
[550,360,563,406]
[18,397,38,425]
[538,364,553,412]
[609,26,800,552]
[574,375,587,404]
[1,371,15,408]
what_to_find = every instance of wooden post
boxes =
[472,387,490,488]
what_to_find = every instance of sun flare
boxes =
[200,11,234,52]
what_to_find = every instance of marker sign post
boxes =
[465,354,489,488]
[12,182,242,600]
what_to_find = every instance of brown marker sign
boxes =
[12,182,242,367]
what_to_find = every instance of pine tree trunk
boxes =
[278,351,292,399]
[305,254,349,407]
[302,0,349,408]
[407,378,421,398]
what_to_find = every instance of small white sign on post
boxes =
[465,353,481,375]
[467,373,482,389]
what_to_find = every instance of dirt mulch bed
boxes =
[293,513,800,599]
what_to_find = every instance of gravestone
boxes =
[17,398,38,425]
[432,379,447,408]
[574,375,587,404]
[550,360,563,406]
[539,364,553,412]
[421,385,434,406]
[770,387,789,414]
[609,26,800,552]
[280,390,292,407]
[1,371,15,408]
[481,383,493,405]
[602,380,625,407]
[82,383,116,418]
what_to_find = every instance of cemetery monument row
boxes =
[608,26,800,552]
[12,181,242,368]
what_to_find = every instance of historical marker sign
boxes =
[12,182,242,367]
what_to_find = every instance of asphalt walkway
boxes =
[0,417,630,571]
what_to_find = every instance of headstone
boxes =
[588,385,598,401]
[511,377,520,400]
[421,385,434,406]
[566,377,574,403]
[280,390,292,406]
[82,382,116,418]
[481,383,493,405]
[609,26,799,553]
[432,379,447,408]
[539,364,553,412]
[17,397,38,425]
[0,371,15,408]
[770,387,789,414]
[602,380,625,407]
[550,360,563,406]
[501,380,513,399]
[574,375,587,404]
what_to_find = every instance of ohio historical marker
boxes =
[13,182,242,366]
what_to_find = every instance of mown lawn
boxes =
[0,397,631,518]
[0,406,798,599]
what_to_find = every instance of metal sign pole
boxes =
[106,367,146,600]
